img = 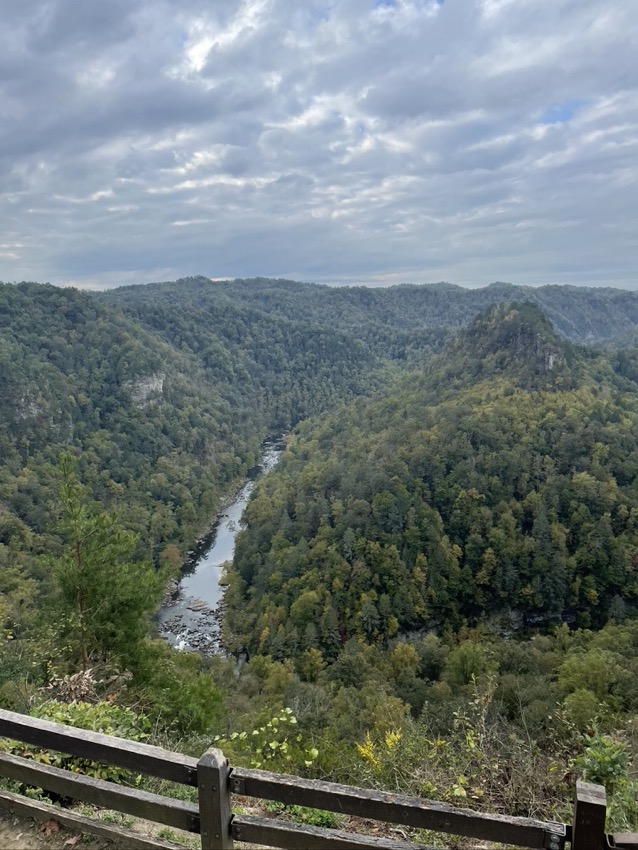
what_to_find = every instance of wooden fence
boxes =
[0,708,635,850]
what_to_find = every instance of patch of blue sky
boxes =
[541,99,588,125]
[175,31,188,48]
[302,3,334,26]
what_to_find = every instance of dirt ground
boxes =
[0,800,427,850]
[0,813,98,849]
[0,810,272,850]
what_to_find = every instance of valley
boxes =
[1,277,638,834]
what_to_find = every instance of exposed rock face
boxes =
[124,373,164,408]
[16,395,44,419]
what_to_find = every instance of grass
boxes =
[264,800,344,829]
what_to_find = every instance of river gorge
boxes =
[156,437,284,655]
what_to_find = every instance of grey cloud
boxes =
[27,0,142,53]
[0,0,637,288]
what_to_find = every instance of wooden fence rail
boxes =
[0,708,636,850]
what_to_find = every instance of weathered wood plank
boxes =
[0,788,185,850]
[0,751,199,834]
[231,815,432,850]
[572,781,606,850]
[230,769,566,849]
[0,709,198,786]
[198,748,233,849]
[613,833,638,848]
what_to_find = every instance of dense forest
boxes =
[227,303,638,662]
[2,277,638,836]
[100,275,638,351]
[0,280,381,620]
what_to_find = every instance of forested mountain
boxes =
[3,279,638,832]
[101,275,638,355]
[99,278,381,428]
[0,282,254,568]
[226,303,638,663]
[0,280,380,575]
[5,276,638,642]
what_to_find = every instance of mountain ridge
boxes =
[99,275,638,349]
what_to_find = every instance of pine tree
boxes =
[55,454,163,670]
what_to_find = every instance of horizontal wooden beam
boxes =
[0,751,199,834]
[232,815,431,850]
[0,708,198,786]
[230,768,567,849]
[0,788,185,850]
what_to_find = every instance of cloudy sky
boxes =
[1,0,637,290]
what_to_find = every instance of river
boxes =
[156,437,284,655]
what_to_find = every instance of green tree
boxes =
[55,454,163,670]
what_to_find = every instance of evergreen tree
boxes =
[55,454,163,670]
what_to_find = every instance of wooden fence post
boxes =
[197,748,233,850]
[572,781,607,850]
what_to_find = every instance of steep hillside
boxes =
[99,278,381,428]
[225,304,638,660]
[426,301,579,392]
[0,280,381,636]
[0,283,265,633]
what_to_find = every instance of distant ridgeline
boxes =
[100,275,638,356]
[3,277,638,648]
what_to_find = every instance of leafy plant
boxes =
[572,733,638,831]
[100,811,135,828]
[214,707,318,771]
[573,733,628,792]
[0,700,150,785]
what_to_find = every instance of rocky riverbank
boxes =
[156,436,284,656]
[156,592,226,656]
